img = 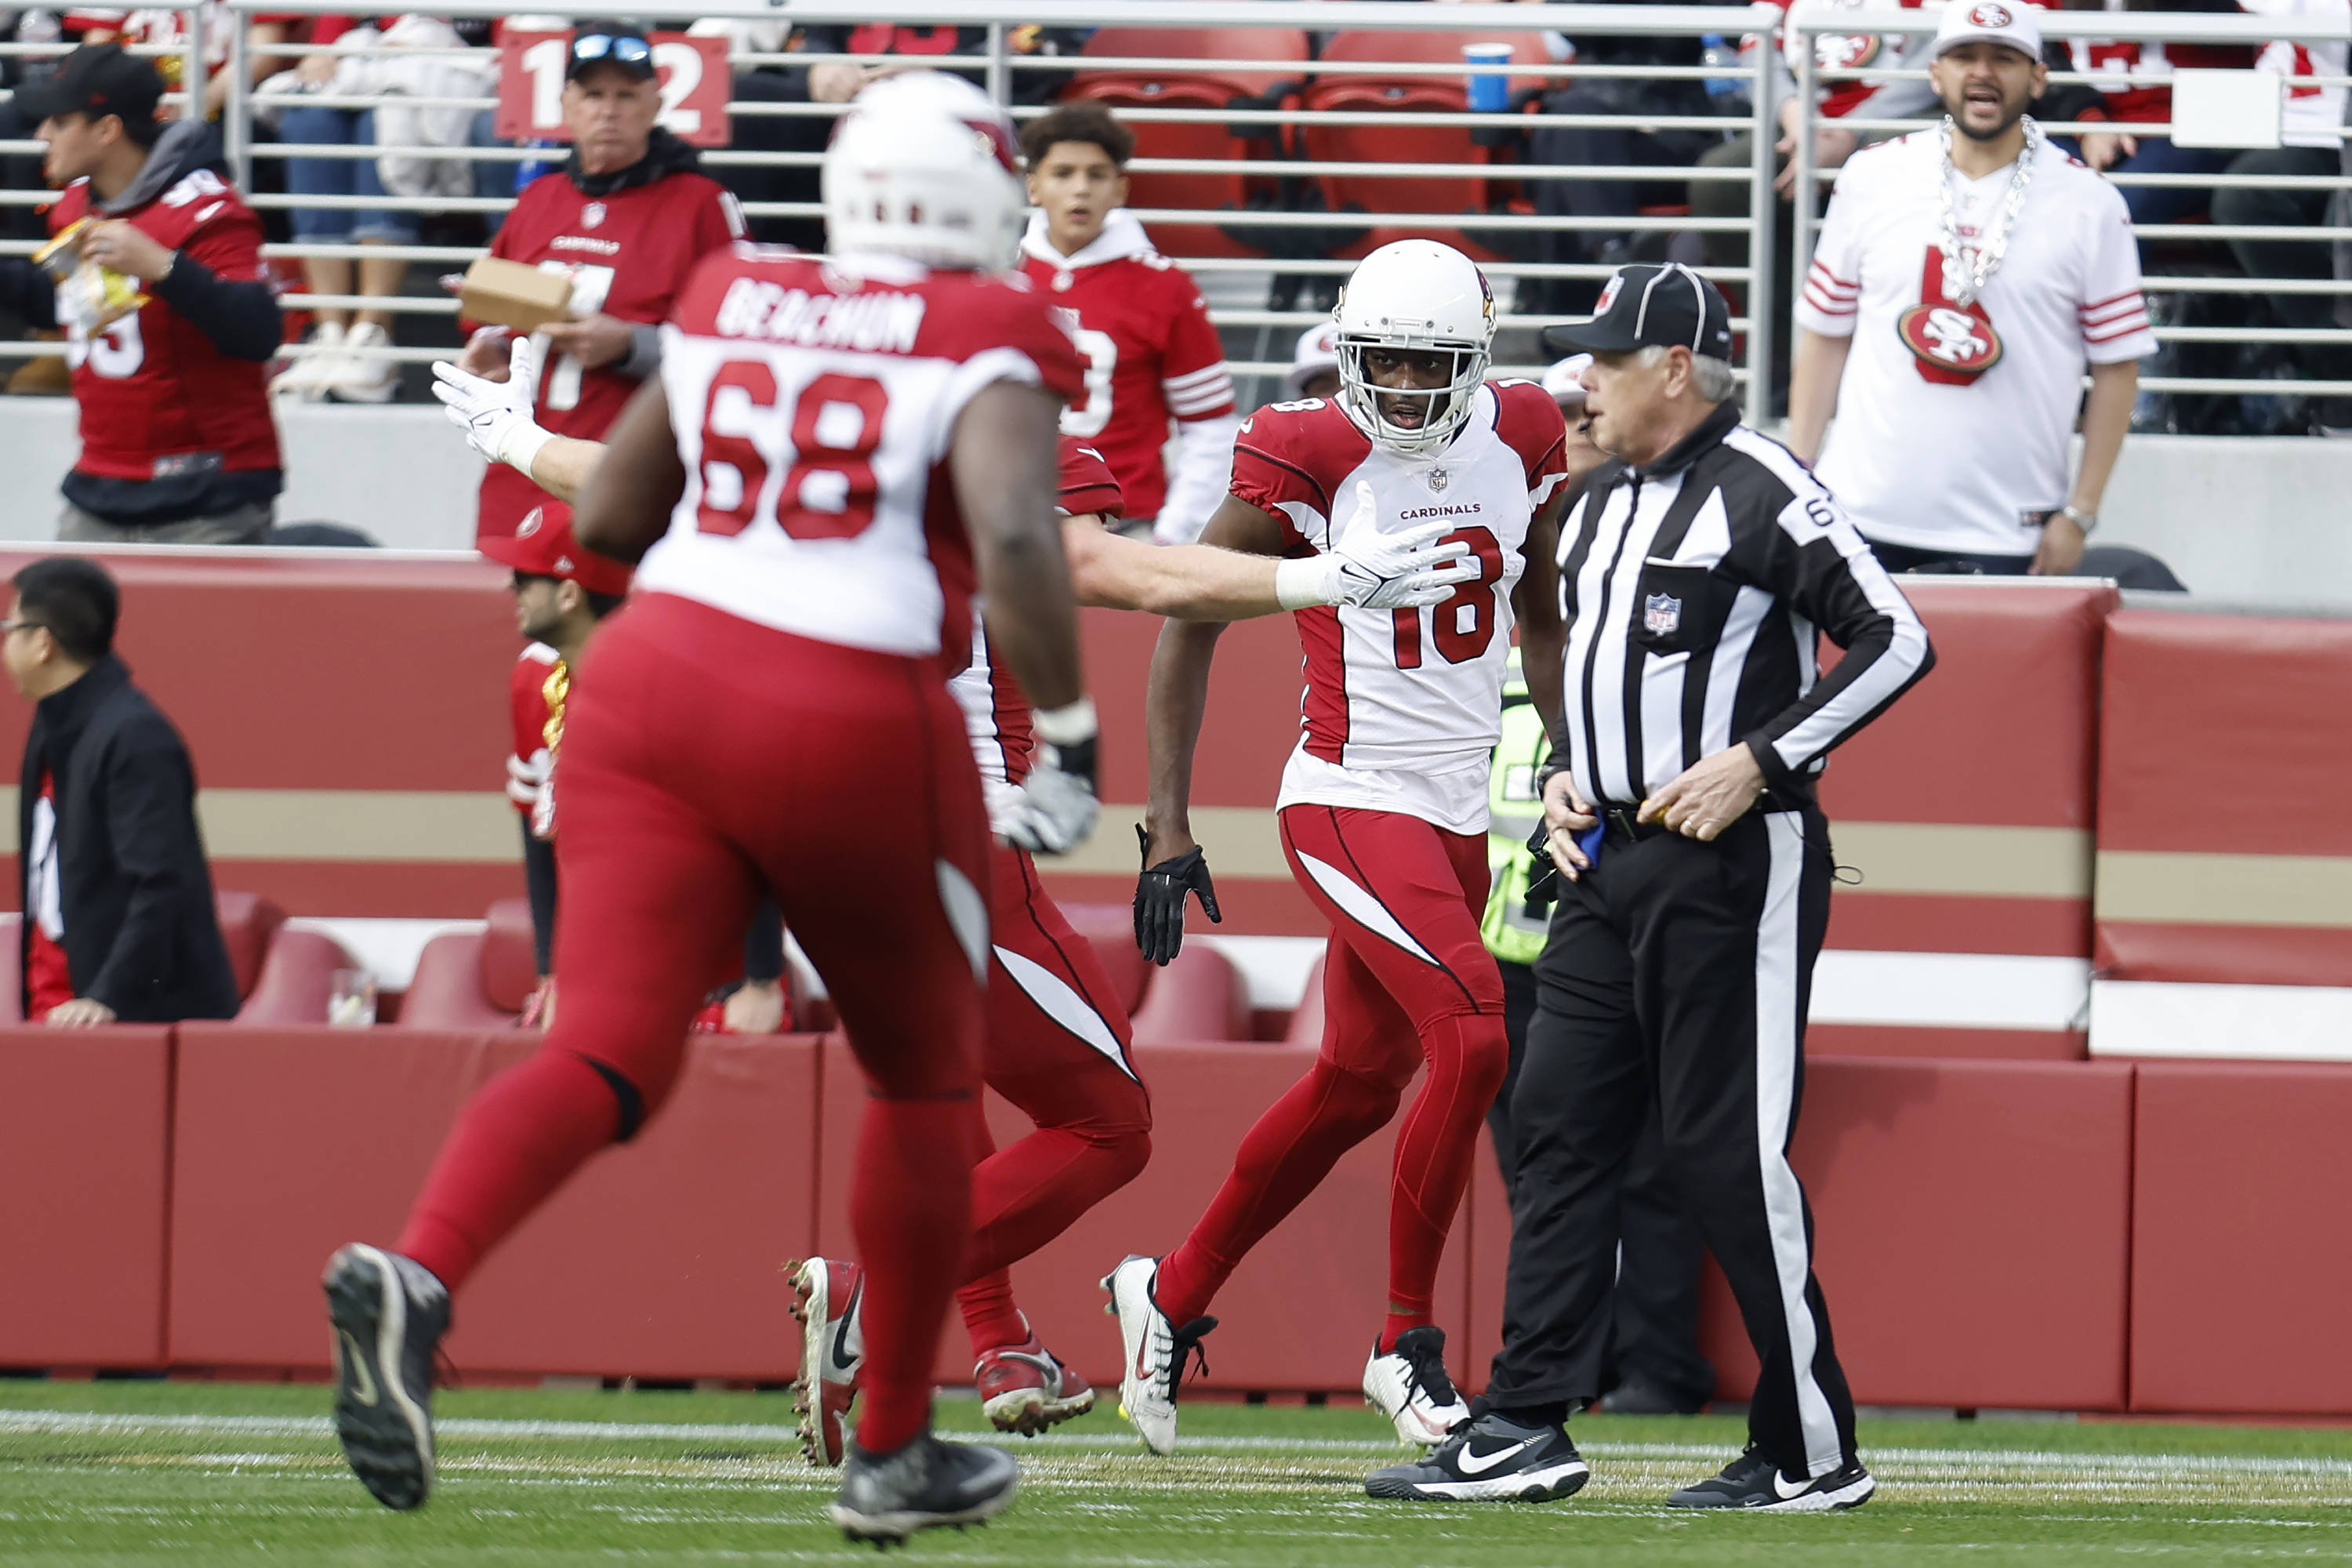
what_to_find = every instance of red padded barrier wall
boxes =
[2097,610,2352,985]
[169,1026,820,1380]
[1697,1058,2132,1411]
[0,1027,172,1367]
[2131,1062,2352,1414]
[1819,581,2111,953]
[0,552,522,919]
[814,1036,1477,1394]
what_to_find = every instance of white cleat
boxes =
[1363,1326,1472,1447]
[1102,1254,1214,1457]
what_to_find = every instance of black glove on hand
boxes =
[1133,824,1221,966]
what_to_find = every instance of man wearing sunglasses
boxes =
[458,24,744,551]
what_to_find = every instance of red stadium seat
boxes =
[1131,942,1251,1043]
[1286,951,1327,1045]
[397,898,539,1029]
[236,927,361,1025]
[1297,31,1548,262]
[213,891,288,1000]
[1064,27,1312,259]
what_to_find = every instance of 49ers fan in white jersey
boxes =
[1789,1,2154,575]
[1114,239,1573,1459]
[321,72,1095,1548]
[1018,102,1240,544]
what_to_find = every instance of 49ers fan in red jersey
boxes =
[24,46,283,545]
[1018,103,1240,545]
[459,24,742,546]
[1116,239,1573,1458]
[324,72,1094,1546]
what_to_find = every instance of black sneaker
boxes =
[1667,1446,1875,1512]
[322,1243,450,1510]
[830,1432,1020,1544]
[1595,1374,1706,1416]
[1364,1410,1590,1502]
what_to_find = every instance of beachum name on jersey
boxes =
[713,276,930,354]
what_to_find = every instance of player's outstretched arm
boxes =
[573,376,687,564]
[433,339,604,502]
[956,381,1099,856]
[1065,492,1478,621]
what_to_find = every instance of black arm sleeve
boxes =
[742,895,786,984]
[522,821,557,977]
[1732,485,1936,793]
[85,728,208,1015]
[151,252,282,362]
[0,259,58,332]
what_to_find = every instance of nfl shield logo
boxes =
[1643,593,1682,636]
[1427,467,1449,492]
[582,201,607,229]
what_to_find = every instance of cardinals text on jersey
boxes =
[1230,383,1569,836]
[637,246,1086,659]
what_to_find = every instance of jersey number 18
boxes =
[1392,525,1504,669]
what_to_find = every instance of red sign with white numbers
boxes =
[495,31,732,147]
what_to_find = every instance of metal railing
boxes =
[1788,3,2352,408]
[3,0,2341,421]
[5,1,1786,396]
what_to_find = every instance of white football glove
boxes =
[1000,702,1100,855]
[1275,481,1483,611]
[434,338,552,474]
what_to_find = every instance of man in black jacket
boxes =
[4,557,238,1025]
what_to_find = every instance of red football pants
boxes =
[1155,804,1508,1345]
[396,592,989,1453]
[955,844,1153,1356]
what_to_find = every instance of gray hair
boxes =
[1634,343,1737,404]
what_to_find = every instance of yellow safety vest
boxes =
[1482,649,1552,965]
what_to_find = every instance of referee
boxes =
[1369,264,1933,1512]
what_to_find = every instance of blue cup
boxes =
[1464,43,1513,113]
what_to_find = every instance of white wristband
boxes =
[498,420,556,481]
[1033,695,1098,747]
[1274,554,1341,611]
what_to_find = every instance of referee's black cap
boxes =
[1544,263,1734,361]
[14,44,164,127]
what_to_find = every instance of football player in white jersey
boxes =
[428,373,1478,1457]
[1111,239,1574,1455]
[322,73,1108,1546]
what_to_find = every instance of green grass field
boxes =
[2,1378,2349,1564]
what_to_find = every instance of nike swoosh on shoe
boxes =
[1457,1439,1535,1476]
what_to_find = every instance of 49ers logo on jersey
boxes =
[1897,303,2004,377]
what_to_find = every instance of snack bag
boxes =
[33,219,151,336]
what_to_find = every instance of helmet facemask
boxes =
[1336,336,1490,458]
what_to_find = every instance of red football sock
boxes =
[956,1271,1028,1357]
[1153,1058,1402,1327]
[1381,1012,1508,1354]
[850,1095,973,1454]
[395,1047,622,1292]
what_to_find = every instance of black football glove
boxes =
[1133,824,1221,966]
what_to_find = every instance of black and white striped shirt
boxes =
[1556,400,1933,810]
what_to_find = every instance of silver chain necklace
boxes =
[1936,114,2041,307]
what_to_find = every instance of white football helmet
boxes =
[822,72,1025,272]
[1333,240,1497,456]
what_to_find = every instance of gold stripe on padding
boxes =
[1830,822,2093,900]
[0,787,520,861]
[2096,851,2352,928]
[195,790,522,862]
[1054,805,1291,879]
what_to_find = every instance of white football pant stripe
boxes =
[993,944,1138,1081]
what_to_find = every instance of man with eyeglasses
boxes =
[2,557,238,1027]
[456,24,744,550]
